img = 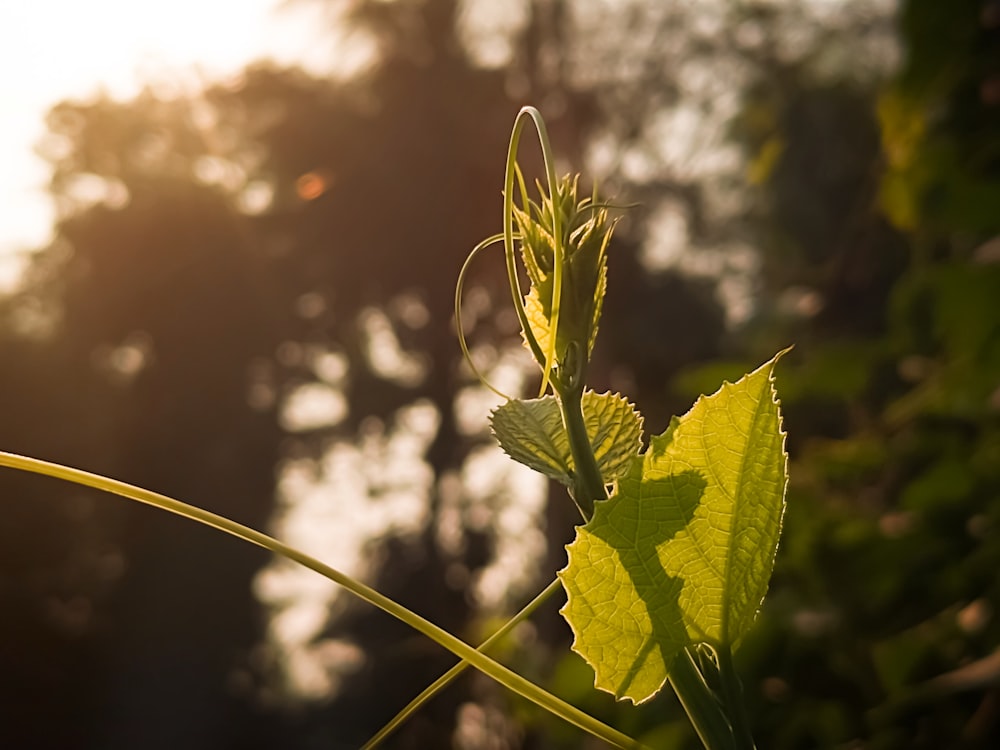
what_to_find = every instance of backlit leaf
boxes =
[559,352,788,703]
[491,391,643,487]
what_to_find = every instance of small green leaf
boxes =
[491,391,643,487]
[491,395,570,483]
[582,390,644,485]
[559,352,788,703]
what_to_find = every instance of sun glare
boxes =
[0,0,343,258]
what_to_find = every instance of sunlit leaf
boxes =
[491,395,568,483]
[581,390,644,485]
[491,391,643,487]
[559,352,788,703]
[523,286,554,365]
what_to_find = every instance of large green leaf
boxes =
[559,352,788,703]
[491,391,643,487]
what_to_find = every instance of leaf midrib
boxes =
[719,371,773,645]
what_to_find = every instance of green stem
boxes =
[555,382,605,521]
[669,649,737,750]
[0,451,646,750]
[716,646,756,750]
[363,577,563,749]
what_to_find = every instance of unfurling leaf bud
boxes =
[513,174,616,392]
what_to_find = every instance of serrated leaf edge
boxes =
[674,351,789,645]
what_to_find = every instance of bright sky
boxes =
[0,0,343,270]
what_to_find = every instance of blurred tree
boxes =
[1,91,289,749]
[2,1,557,747]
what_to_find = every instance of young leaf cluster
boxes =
[515,173,614,383]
